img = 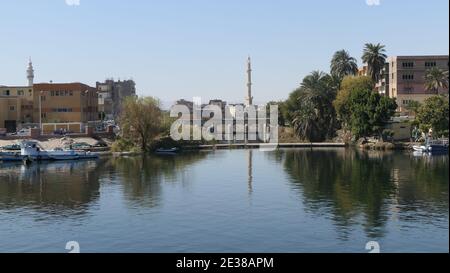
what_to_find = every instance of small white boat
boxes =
[413,145,429,152]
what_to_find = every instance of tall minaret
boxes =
[245,56,253,106]
[27,57,34,86]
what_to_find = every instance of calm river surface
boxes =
[0,148,448,253]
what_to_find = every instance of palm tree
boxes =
[361,43,387,83]
[290,71,338,141]
[330,50,358,80]
[425,67,449,93]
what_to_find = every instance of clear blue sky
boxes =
[0,0,448,105]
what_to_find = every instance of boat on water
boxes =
[155,147,179,155]
[1,141,99,163]
[0,151,23,162]
[413,138,449,154]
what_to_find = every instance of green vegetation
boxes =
[284,43,398,143]
[424,67,449,93]
[415,95,449,137]
[287,71,338,142]
[347,88,397,139]
[405,100,422,116]
[334,76,374,129]
[330,50,358,81]
[117,96,164,152]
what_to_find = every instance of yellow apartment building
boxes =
[33,83,99,124]
[0,86,34,132]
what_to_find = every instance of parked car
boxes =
[0,128,6,137]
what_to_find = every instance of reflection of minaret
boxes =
[247,149,253,195]
[245,56,253,106]
[27,57,34,86]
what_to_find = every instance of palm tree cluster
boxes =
[290,71,338,142]
[285,43,390,141]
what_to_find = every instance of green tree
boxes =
[334,76,374,129]
[289,71,338,141]
[348,88,397,139]
[424,67,449,93]
[330,50,358,81]
[118,96,162,152]
[361,43,387,83]
[405,100,422,116]
[416,95,449,137]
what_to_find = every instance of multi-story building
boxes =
[96,79,136,120]
[0,86,35,131]
[33,83,98,124]
[385,55,449,113]
[0,60,35,132]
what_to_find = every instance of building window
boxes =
[4,90,10,96]
[9,106,15,111]
[69,91,73,96]
[52,108,73,113]
[404,87,414,93]
[402,74,414,80]
[425,61,437,67]
[18,90,24,96]
[402,62,414,68]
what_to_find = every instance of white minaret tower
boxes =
[27,57,34,86]
[245,56,253,106]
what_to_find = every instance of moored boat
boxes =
[0,151,24,162]
[155,147,179,155]
[18,140,99,162]
[412,138,448,154]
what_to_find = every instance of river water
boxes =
[0,148,448,253]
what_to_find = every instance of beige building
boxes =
[33,83,99,124]
[386,55,449,113]
[0,86,34,132]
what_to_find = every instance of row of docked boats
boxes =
[0,140,98,163]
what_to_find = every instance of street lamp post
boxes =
[39,91,43,132]
[82,90,89,132]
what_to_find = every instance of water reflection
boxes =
[273,149,449,239]
[0,149,447,252]
[247,150,253,196]
[109,153,208,207]
[0,152,208,213]
[0,160,103,217]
